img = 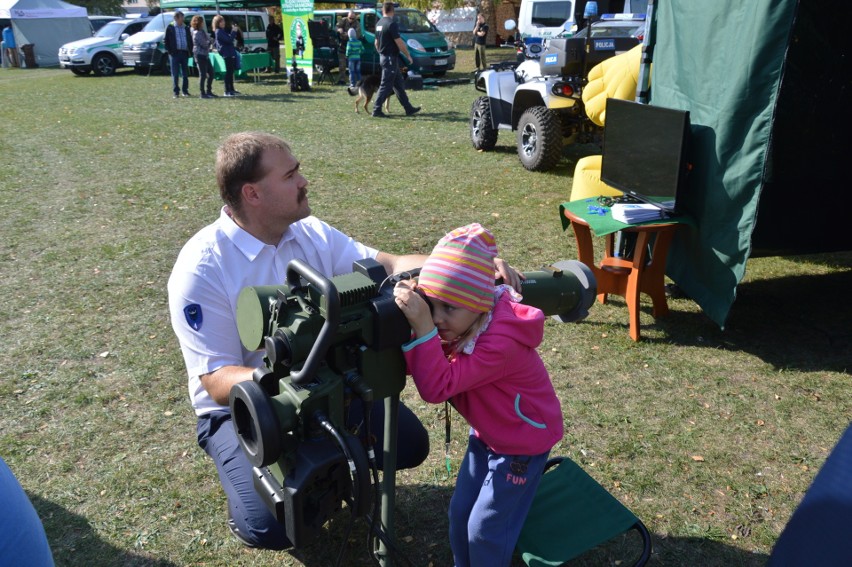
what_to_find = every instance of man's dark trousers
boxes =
[373,54,414,115]
[269,43,280,73]
[170,51,190,95]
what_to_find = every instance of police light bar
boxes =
[600,13,646,21]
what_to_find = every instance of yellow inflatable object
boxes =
[568,155,625,201]
[570,44,645,201]
[581,44,643,127]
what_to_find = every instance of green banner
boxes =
[281,0,314,83]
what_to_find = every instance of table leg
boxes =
[642,229,676,318]
[625,231,653,341]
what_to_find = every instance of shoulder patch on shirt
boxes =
[183,304,203,331]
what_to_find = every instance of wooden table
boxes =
[561,201,686,341]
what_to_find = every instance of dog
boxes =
[347,74,392,114]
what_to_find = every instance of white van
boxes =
[517,0,576,41]
[122,10,268,73]
[59,17,151,76]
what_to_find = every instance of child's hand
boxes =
[393,281,435,338]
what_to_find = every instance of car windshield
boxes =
[531,1,573,28]
[395,10,435,33]
[590,23,644,37]
[574,22,645,38]
[142,14,174,33]
[95,22,125,37]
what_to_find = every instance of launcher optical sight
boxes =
[229,257,596,563]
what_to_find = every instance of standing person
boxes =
[372,2,420,118]
[2,25,19,68]
[335,11,360,85]
[232,22,244,75]
[345,28,362,88]
[165,11,193,98]
[168,132,522,549]
[213,15,240,97]
[190,15,215,99]
[473,13,488,71]
[393,223,563,567]
[295,31,305,58]
[265,17,283,73]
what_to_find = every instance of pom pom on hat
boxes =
[418,223,498,313]
[348,28,357,40]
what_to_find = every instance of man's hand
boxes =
[494,257,524,292]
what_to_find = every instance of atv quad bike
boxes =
[471,35,639,172]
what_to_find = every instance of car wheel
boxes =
[470,96,498,151]
[432,70,446,77]
[70,67,91,76]
[91,53,117,77]
[516,106,563,172]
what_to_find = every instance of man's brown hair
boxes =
[215,132,291,216]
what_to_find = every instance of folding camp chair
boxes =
[516,457,652,567]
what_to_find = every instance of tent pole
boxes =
[635,0,654,103]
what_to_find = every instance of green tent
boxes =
[648,0,852,327]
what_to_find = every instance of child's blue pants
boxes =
[449,432,549,567]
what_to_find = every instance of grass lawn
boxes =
[1,47,850,566]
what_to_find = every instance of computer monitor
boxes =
[600,98,691,213]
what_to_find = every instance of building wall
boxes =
[121,0,148,15]
[435,0,520,48]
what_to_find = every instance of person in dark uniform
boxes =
[473,13,488,71]
[372,2,420,118]
[265,18,283,73]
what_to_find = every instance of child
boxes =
[393,224,564,567]
[345,27,362,87]
[295,32,305,58]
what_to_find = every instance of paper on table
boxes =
[611,203,667,224]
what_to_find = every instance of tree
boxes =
[75,0,124,16]
[407,0,484,11]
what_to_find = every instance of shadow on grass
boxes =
[474,141,597,177]
[648,535,769,566]
[30,493,178,567]
[523,532,770,567]
[415,110,468,124]
[271,479,772,567]
[637,265,852,373]
[281,481,455,566]
[68,68,144,79]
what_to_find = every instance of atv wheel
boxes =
[470,96,498,151]
[516,106,563,172]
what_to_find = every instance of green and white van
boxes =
[312,8,455,76]
[122,10,269,73]
[59,17,151,76]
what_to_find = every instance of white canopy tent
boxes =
[0,0,90,67]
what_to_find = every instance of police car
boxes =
[573,13,647,42]
[58,17,151,76]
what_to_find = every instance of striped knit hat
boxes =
[418,223,498,313]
